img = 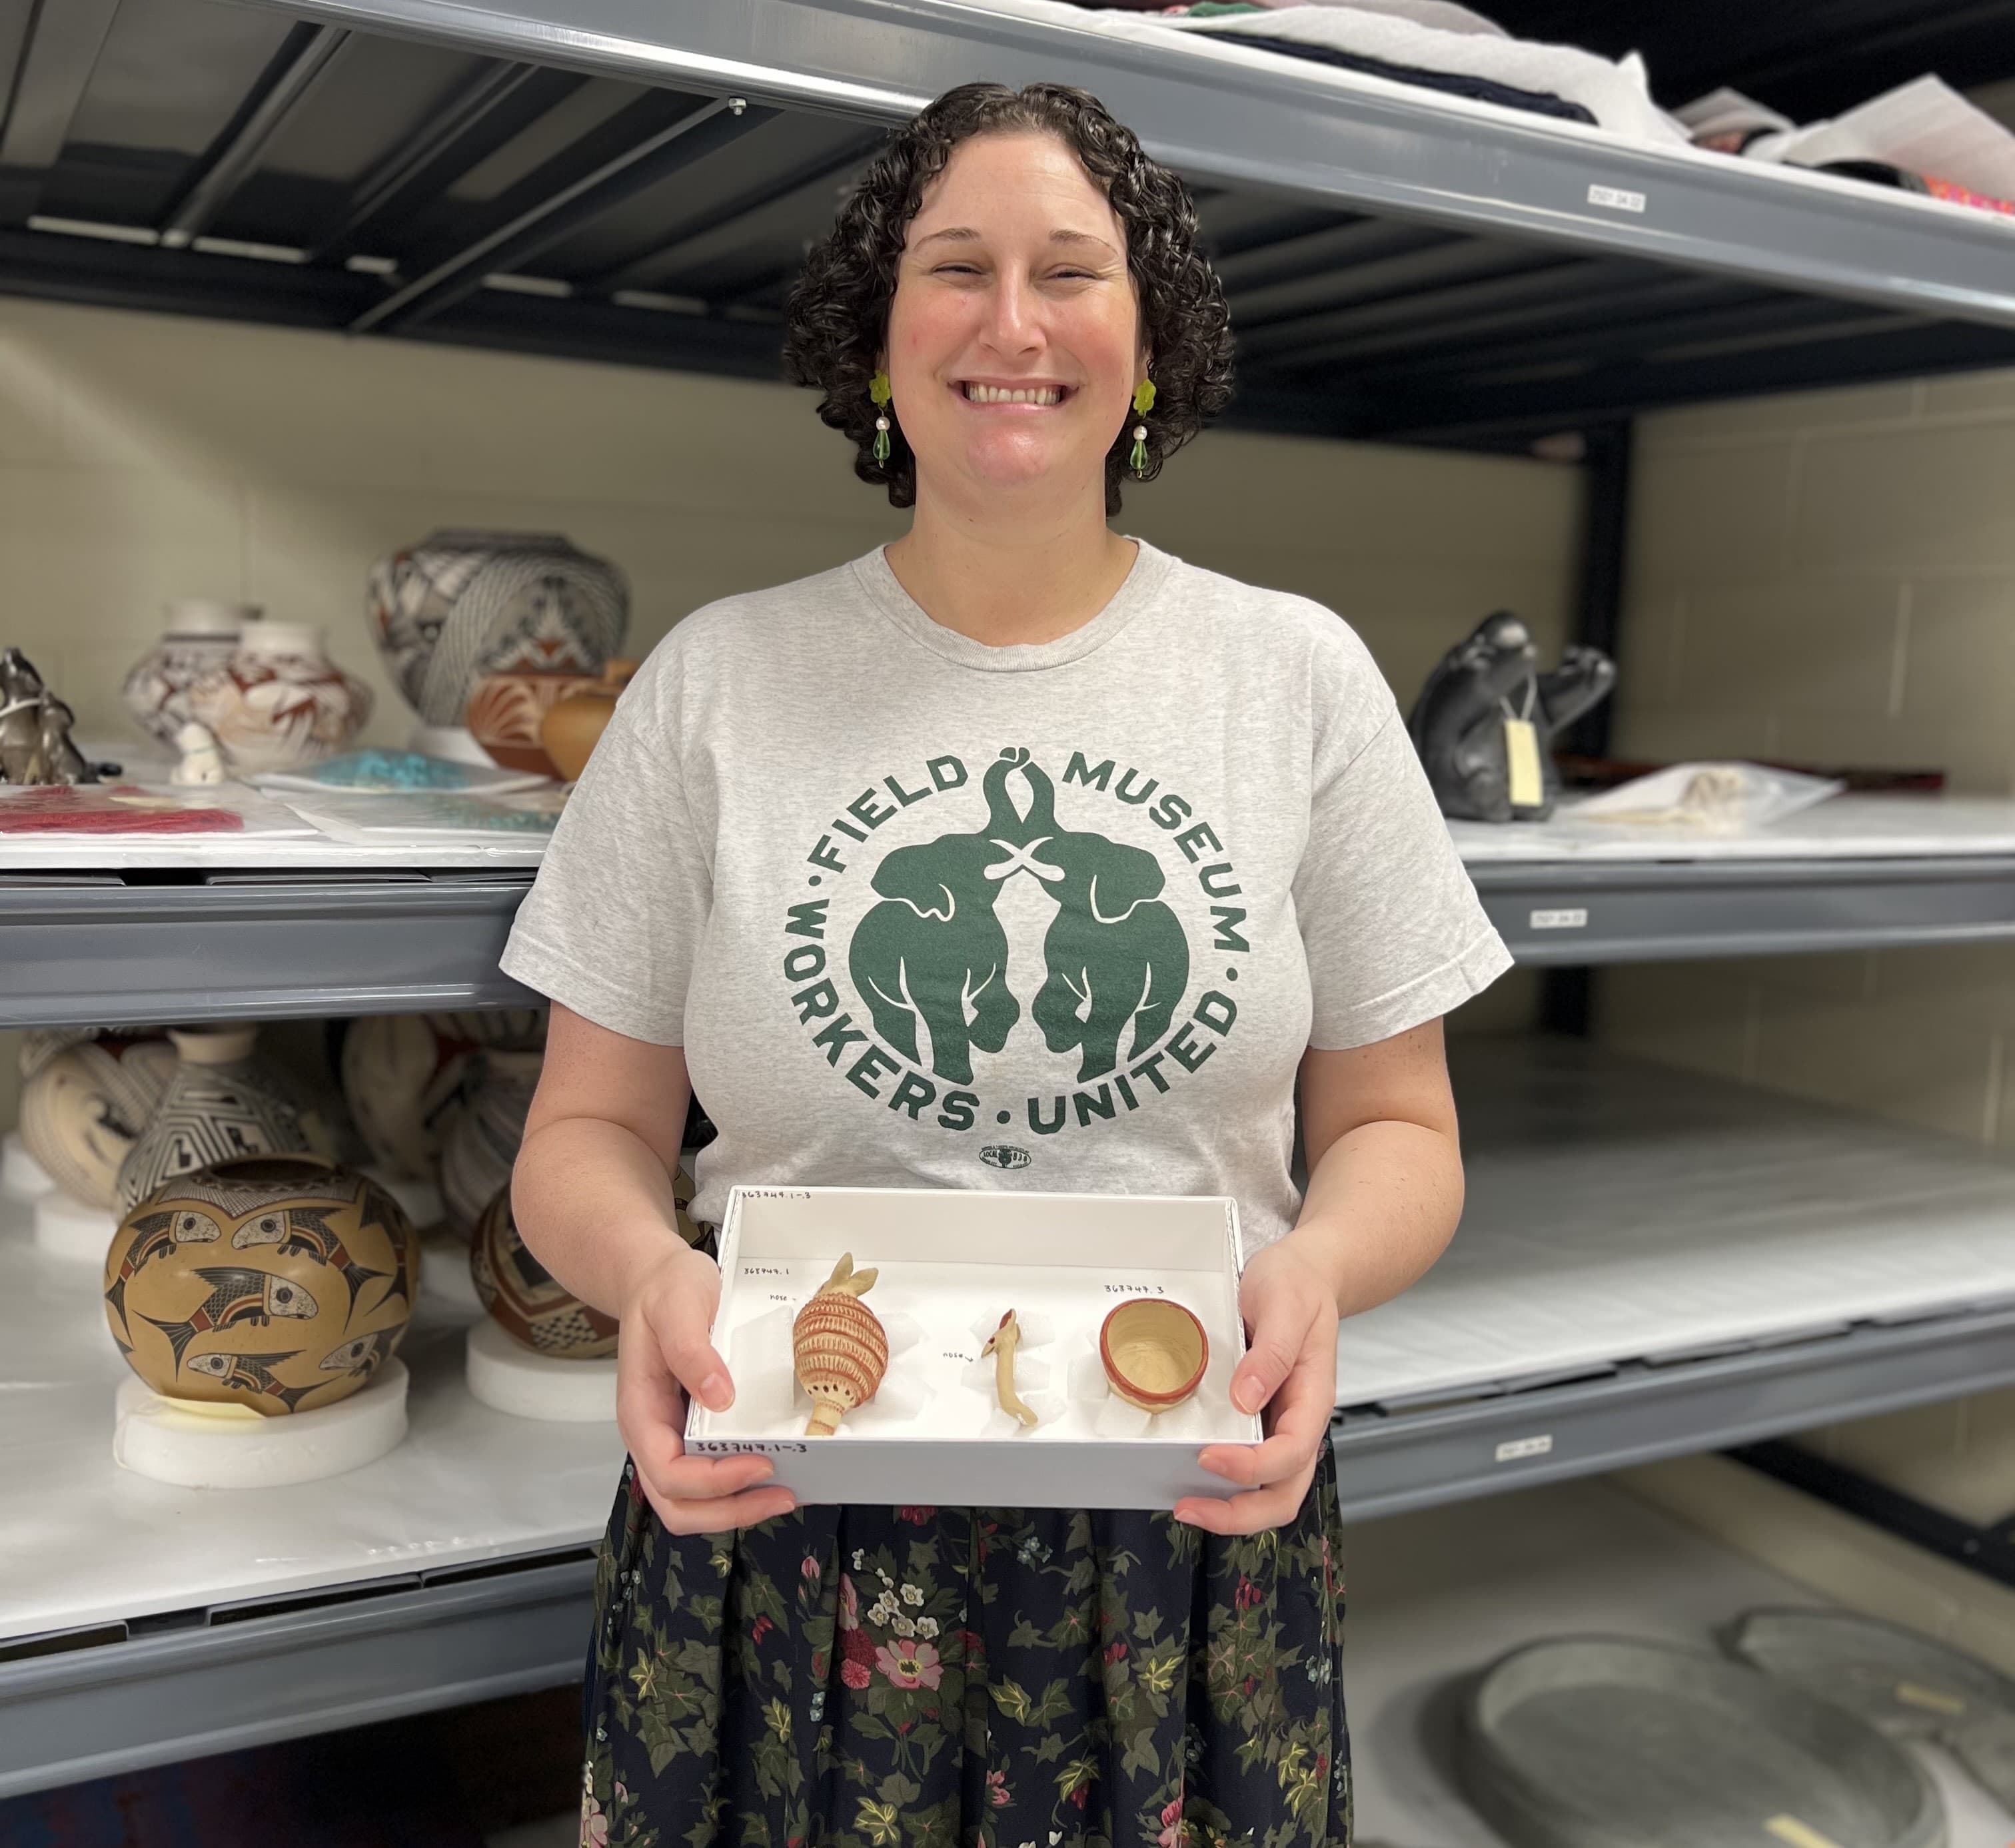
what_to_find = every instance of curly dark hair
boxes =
[783,83,1234,516]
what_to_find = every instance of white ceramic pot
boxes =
[184,620,372,773]
[121,600,259,747]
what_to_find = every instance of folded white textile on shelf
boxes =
[958,0,1689,145]
[1685,75,2015,200]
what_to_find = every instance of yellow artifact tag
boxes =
[1503,717,1544,809]
[1766,1816,1846,1848]
[1895,1680,1966,1715]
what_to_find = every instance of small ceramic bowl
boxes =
[1099,1298,1209,1412]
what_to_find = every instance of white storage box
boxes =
[686,1184,1261,1509]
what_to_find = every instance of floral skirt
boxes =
[580,1439,1350,1848]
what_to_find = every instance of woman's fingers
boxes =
[1173,1451,1319,1535]
[642,1478,798,1538]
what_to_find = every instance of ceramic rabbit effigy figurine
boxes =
[792,1252,888,1436]
[1407,612,1615,823]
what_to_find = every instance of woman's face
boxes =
[886,131,1141,506]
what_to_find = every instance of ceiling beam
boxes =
[160,22,351,247]
[351,93,776,334]
[311,61,585,263]
[0,0,120,221]
[581,131,880,298]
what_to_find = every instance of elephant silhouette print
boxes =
[848,749,1191,1085]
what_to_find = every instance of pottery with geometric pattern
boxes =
[468,1184,617,1360]
[105,1153,417,1415]
[18,1029,177,1210]
[115,1025,312,1212]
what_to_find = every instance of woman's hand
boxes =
[1174,1239,1339,1535]
[618,1238,796,1536]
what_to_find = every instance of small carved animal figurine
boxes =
[792,1252,888,1437]
[1406,613,1615,823]
[171,721,227,786]
[0,649,104,784]
[982,1308,1037,1428]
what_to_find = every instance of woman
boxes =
[504,81,1509,1848]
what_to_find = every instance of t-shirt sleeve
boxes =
[498,640,707,1045]
[1294,635,1513,1050]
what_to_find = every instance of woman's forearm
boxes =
[1281,1117,1464,1317]
[510,1115,692,1318]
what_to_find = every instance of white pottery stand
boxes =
[34,1192,119,1264]
[465,1318,616,1421]
[113,1360,410,1487]
[1,1132,55,1199]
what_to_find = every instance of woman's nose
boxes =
[978,271,1041,356]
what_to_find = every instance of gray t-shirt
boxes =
[500,540,1510,1250]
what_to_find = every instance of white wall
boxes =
[1597,363,2015,1510]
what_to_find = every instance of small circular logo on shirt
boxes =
[978,1144,1033,1170]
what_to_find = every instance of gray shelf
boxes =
[278,0,2015,334]
[1331,1302,2015,1525]
[6,1306,2012,1798]
[7,844,2012,1031]
[1473,853,2015,963]
[0,1548,594,1800]
[0,872,538,1027]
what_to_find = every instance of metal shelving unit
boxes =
[0,873,538,1026]
[0,0,2012,448]
[5,0,2015,1802]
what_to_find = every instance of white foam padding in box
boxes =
[113,1361,410,1488]
[1339,1037,2015,1407]
[0,1192,624,1643]
[465,1318,617,1422]
[688,1186,1260,1507]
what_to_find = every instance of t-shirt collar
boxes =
[851,538,1172,674]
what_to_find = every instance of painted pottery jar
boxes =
[438,1047,544,1232]
[464,669,603,775]
[338,1009,544,1180]
[115,1025,312,1213]
[183,620,372,773]
[104,1153,417,1414]
[121,600,259,748]
[18,1029,176,1210]
[364,530,628,730]
[538,658,639,781]
[469,1184,616,1359]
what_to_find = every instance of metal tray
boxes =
[1457,1636,1944,1848]
[1731,1608,2015,1812]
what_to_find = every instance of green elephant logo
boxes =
[848,748,1191,1086]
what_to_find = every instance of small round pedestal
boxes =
[34,1192,118,1264]
[466,1318,616,1422]
[113,1360,409,1487]
[421,1228,482,1314]
[1,1132,55,1199]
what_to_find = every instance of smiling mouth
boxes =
[960,382,1068,406]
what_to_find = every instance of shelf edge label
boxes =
[1529,907,1589,930]
[1588,183,1647,213]
[1495,1434,1554,1464]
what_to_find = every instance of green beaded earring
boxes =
[870,371,893,465]
[1129,378,1156,478]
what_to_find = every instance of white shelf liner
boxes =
[0,1193,624,1644]
[10,790,2015,875]
[1341,1037,2015,1408]
[1345,1476,2015,1847]
[1451,792,2015,862]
